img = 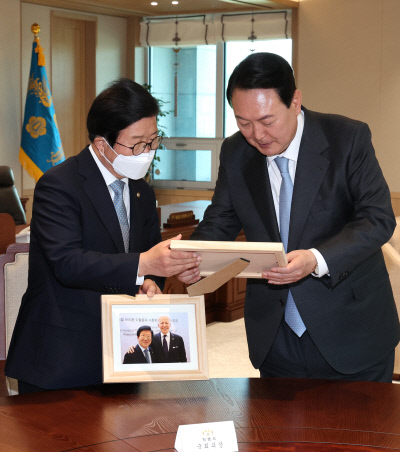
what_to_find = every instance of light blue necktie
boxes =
[109,180,129,253]
[275,157,306,337]
[143,348,150,363]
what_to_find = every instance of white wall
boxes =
[297,0,400,191]
[96,14,127,94]
[0,0,22,192]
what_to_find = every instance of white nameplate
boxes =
[175,420,238,452]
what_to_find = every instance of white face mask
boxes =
[100,137,155,180]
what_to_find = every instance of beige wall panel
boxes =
[297,0,381,122]
[391,193,400,218]
[0,0,22,194]
[297,0,400,191]
[52,16,87,158]
[96,14,127,94]
[377,0,400,190]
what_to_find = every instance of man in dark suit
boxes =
[123,326,157,364]
[5,79,200,393]
[151,315,187,363]
[180,53,400,382]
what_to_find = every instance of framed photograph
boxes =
[101,294,208,383]
[170,240,287,278]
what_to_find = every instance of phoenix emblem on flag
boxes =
[47,148,65,166]
[28,74,52,107]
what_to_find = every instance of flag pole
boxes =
[31,23,46,67]
[21,24,40,192]
[19,23,65,183]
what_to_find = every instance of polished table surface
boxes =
[1,377,400,451]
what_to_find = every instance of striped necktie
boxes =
[275,157,306,337]
[143,348,150,363]
[109,179,129,253]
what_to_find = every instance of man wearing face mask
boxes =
[5,78,201,393]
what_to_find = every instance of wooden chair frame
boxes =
[0,243,29,360]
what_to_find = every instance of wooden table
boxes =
[0,377,399,451]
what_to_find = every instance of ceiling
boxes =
[24,0,298,17]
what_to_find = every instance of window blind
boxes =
[140,11,291,47]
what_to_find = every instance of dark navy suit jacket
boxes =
[5,146,163,389]
[151,332,187,363]
[192,108,400,374]
[123,345,156,364]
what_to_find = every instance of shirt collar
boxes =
[89,144,129,187]
[267,109,305,165]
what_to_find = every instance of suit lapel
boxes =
[167,333,173,357]
[243,147,280,242]
[288,109,330,251]
[137,346,147,363]
[78,147,125,253]
[128,179,143,252]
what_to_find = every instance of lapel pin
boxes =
[137,192,140,198]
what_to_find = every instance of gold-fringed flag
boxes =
[19,23,65,182]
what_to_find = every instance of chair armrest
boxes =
[383,243,400,376]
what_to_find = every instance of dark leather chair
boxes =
[0,166,26,226]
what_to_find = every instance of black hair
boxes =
[137,325,154,338]
[87,78,160,146]
[226,52,296,108]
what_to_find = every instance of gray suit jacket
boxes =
[192,107,400,374]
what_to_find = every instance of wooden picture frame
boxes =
[170,240,287,278]
[101,294,208,383]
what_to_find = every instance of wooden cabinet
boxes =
[160,200,247,324]
[154,189,214,206]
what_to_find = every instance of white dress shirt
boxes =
[89,145,130,219]
[266,111,329,277]
[89,145,144,284]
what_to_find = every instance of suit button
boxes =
[279,299,284,306]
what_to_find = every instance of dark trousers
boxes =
[18,380,46,394]
[260,320,395,383]
[18,380,108,394]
